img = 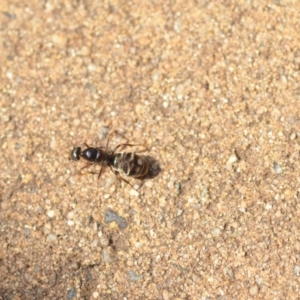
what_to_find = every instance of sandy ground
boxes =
[1,0,300,299]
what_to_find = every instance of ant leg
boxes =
[96,138,109,181]
[80,163,94,172]
[112,143,135,154]
[118,175,134,189]
[112,143,147,154]
[110,167,135,189]
[109,129,128,141]
[97,164,105,181]
[109,129,148,154]
[104,136,110,152]
[109,130,133,152]
[132,141,148,154]
[76,163,96,177]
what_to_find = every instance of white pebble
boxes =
[47,234,57,242]
[129,189,139,197]
[227,154,238,164]
[265,203,272,210]
[67,220,74,226]
[47,210,55,218]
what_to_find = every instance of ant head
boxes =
[70,147,81,161]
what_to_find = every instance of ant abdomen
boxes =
[111,152,149,178]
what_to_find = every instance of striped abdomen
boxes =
[111,152,149,178]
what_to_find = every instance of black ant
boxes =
[70,139,149,188]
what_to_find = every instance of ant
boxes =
[70,138,149,188]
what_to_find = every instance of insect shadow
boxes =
[137,155,161,180]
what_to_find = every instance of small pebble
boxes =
[47,234,57,242]
[294,265,300,276]
[129,270,143,281]
[23,228,31,236]
[129,189,139,197]
[265,203,272,210]
[105,209,128,229]
[273,162,283,174]
[102,249,113,263]
[67,287,77,299]
[290,132,297,140]
[249,285,258,296]
[227,154,238,164]
[47,210,55,218]
[211,228,221,236]
[162,289,170,300]
[67,220,74,226]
